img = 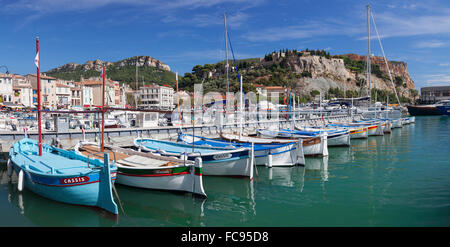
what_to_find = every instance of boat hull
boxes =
[116,164,204,196]
[136,139,253,178]
[391,119,402,128]
[75,142,206,196]
[254,143,299,167]
[436,105,450,115]
[407,105,442,116]
[302,135,327,157]
[327,132,351,146]
[8,138,119,214]
[9,161,117,208]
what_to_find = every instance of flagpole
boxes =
[101,65,105,152]
[36,37,42,156]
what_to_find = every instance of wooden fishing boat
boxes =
[8,138,118,214]
[135,138,254,179]
[179,133,302,166]
[253,130,327,157]
[75,142,206,197]
[6,38,118,215]
[331,121,383,136]
[294,126,351,146]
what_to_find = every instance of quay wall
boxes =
[0,114,359,152]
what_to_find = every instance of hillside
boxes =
[45,56,176,89]
[180,49,417,103]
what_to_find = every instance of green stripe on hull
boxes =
[118,166,190,176]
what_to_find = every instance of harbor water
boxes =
[1,116,449,227]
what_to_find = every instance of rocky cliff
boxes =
[45,56,176,88]
[47,56,171,74]
[182,49,416,102]
[264,50,416,101]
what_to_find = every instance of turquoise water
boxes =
[1,116,449,226]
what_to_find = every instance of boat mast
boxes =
[367,4,372,104]
[239,76,243,138]
[135,58,138,108]
[224,13,229,95]
[101,64,106,152]
[36,37,42,156]
[176,72,180,123]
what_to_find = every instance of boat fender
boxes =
[322,132,329,156]
[267,151,273,168]
[7,159,13,178]
[249,144,254,180]
[18,170,24,192]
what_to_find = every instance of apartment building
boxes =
[26,74,58,109]
[12,74,33,107]
[139,83,174,110]
[0,73,13,103]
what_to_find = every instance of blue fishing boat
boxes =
[436,99,450,115]
[178,133,303,166]
[292,127,351,146]
[257,129,328,156]
[135,138,254,179]
[8,138,118,214]
[6,38,118,215]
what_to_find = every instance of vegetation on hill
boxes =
[46,65,176,89]
[45,51,413,104]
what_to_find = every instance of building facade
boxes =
[420,86,450,103]
[12,74,33,107]
[139,84,174,110]
[26,74,58,109]
[0,73,13,103]
[56,83,71,108]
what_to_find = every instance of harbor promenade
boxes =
[0,114,356,152]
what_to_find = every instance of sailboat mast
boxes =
[36,37,42,156]
[239,76,243,138]
[224,13,229,95]
[176,72,180,123]
[101,65,106,152]
[135,58,138,108]
[367,4,372,104]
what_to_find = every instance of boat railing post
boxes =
[250,142,256,179]
[97,152,118,215]
[193,157,206,197]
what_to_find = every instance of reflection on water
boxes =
[1,117,449,226]
[115,185,207,226]
[305,156,329,182]
[1,170,119,227]
[201,176,256,226]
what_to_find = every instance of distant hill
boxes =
[45,56,176,89]
[180,49,417,103]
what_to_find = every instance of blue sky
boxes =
[1,0,450,89]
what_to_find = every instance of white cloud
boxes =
[243,21,361,42]
[414,40,447,48]
[424,74,450,86]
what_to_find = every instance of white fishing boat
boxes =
[294,126,351,146]
[179,133,302,167]
[135,138,254,179]
[255,130,328,157]
[75,141,206,197]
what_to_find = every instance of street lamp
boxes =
[0,65,9,74]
